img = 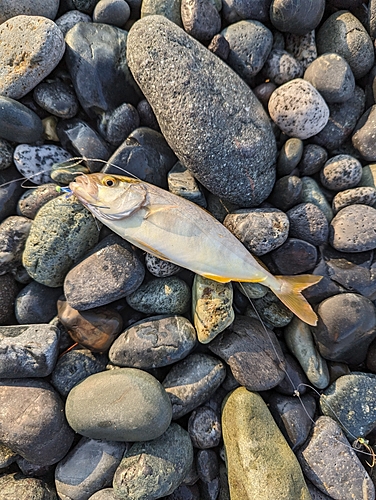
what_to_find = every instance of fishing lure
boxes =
[68,172,322,326]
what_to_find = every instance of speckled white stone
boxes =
[268,79,329,140]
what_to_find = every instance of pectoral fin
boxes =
[144,204,179,219]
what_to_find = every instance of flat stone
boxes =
[330,204,376,252]
[127,15,277,207]
[270,0,325,35]
[0,96,43,143]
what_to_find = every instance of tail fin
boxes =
[272,275,322,326]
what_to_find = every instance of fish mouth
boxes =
[69,174,100,206]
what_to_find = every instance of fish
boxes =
[69,173,322,326]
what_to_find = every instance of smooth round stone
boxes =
[0,215,32,276]
[192,275,234,344]
[0,324,59,378]
[0,16,65,99]
[196,448,219,483]
[0,96,43,143]
[22,195,99,287]
[64,234,145,310]
[55,10,92,37]
[0,0,59,23]
[332,186,376,214]
[208,316,286,391]
[275,352,310,396]
[268,238,318,275]
[126,277,190,315]
[253,81,277,107]
[330,205,376,252]
[0,473,57,500]
[0,273,18,324]
[221,0,270,23]
[298,144,328,176]
[113,424,193,499]
[55,437,126,500]
[314,86,365,151]
[181,0,221,43]
[93,0,131,26]
[89,490,118,500]
[313,293,376,365]
[162,353,226,419]
[263,49,303,85]
[188,406,221,449]
[109,315,196,368]
[33,80,79,119]
[223,388,311,500]
[285,31,317,72]
[353,105,376,161]
[248,291,293,328]
[0,378,74,465]
[304,53,355,104]
[64,0,99,13]
[317,11,374,79]
[168,162,207,207]
[98,103,140,146]
[268,79,329,140]
[287,203,329,246]
[65,22,141,118]
[221,20,273,83]
[224,208,289,256]
[208,33,230,61]
[66,368,172,441]
[270,0,324,35]
[15,281,61,324]
[17,184,60,219]
[320,155,362,192]
[137,99,160,130]
[145,252,181,277]
[268,175,302,211]
[299,416,375,500]
[285,317,329,389]
[301,176,333,221]
[0,139,13,171]
[277,138,304,177]
[13,144,71,185]
[127,15,277,207]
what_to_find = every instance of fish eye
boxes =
[103,176,116,187]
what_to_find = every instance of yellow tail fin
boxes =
[272,275,322,326]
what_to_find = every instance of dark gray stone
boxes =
[17,184,60,220]
[270,0,325,35]
[55,10,92,37]
[353,105,376,161]
[168,162,207,207]
[320,155,362,192]
[136,100,159,131]
[284,31,317,72]
[15,281,62,324]
[277,138,303,177]
[268,175,302,212]
[0,216,31,276]
[0,473,57,500]
[0,166,24,223]
[287,203,329,246]
[127,15,277,207]
[93,0,131,26]
[330,205,376,252]
[188,406,221,449]
[301,177,333,222]
[63,0,98,14]
[263,49,303,85]
[253,81,276,107]
[208,34,230,61]
[332,186,376,214]
[275,352,310,396]
[221,0,271,24]
[33,80,79,119]
[0,139,13,171]
[0,274,18,324]
[0,96,43,143]
[181,0,221,43]
[268,238,318,275]
[196,449,219,483]
[248,291,293,328]
[98,103,140,146]
[298,144,328,176]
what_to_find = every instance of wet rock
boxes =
[287,203,329,247]
[263,49,303,85]
[181,0,221,43]
[330,205,376,252]
[17,184,60,220]
[298,144,328,176]
[188,406,221,449]
[109,315,196,368]
[268,238,318,275]
[0,216,31,276]
[33,80,79,119]
[332,186,376,214]
[0,473,57,500]
[66,368,172,441]
[97,103,139,146]
[352,105,376,161]
[145,252,181,277]
[0,274,18,324]
[0,96,43,143]
[93,0,131,26]
[320,155,362,192]
[127,15,277,207]
[301,176,333,221]
[208,316,286,391]
[270,0,325,35]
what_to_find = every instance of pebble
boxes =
[263,49,303,85]
[277,138,304,177]
[188,406,221,449]
[89,490,118,500]
[0,139,13,171]
[298,416,375,500]
[0,472,57,500]
[332,186,376,214]
[222,387,311,500]
[330,204,376,252]
[221,0,270,24]
[64,234,145,310]
[301,176,333,221]
[109,315,197,368]
[145,252,181,277]
[0,215,32,276]
[298,144,328,176]
[126,276,191,315]
[313,293,376,365]
[317,10,374,79]
[268,79,329,140]
[287,203,329,246]
[113,424,193,499]
[0,0,59,23]
[22,195,99,287]
[320,154,362,192]
[33,80,79,119]
[197,448,219,483]
[0,324,59,378]
[268,238,318,275]
[127,15,277,207]
[252,81,276,108]
[268,175,302,211]
[137,99,160,130]
[304,53,355,104]
[57,298,123,352]
[93,0,131,26]
[55,437,126,500]
[192,275,234,344]
[248,291,293,328]
[0,16,65,99]
[208,33,230,61]
[221,20,273,83]
[276,352,310,397]
[181,0,221,43]
[66,368,172,441]
[15,281,62,324]
[168,161,206,207]
[352,105,376,161]
[0,96,44,143]
[285,31,317,71]
[55,10,92,37]
[0,273,18,324]
[284,317,330,389]
[270,0,325,35]
[162,353,226,419]
[97,103,140,146]
[0,443,17,468]
[17,184,60,220]
[0,378,74,465]
[208,316,286,391]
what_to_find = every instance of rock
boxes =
[221,0,271,24]
[188,406,221,449]
[127,15,277,207]
[287,203,329,246]
[17,184,60,220]
[55,10,92,37]
[0,378,74,465]
[270,0,325,35]
[298,144,328,176]
[304,53,355,104]
[268,79,329,140]
[0,96,43,143]
[285,30,317,71]
[93,0,131,26]
[313,293,376,364]
[0,274,18,324]
[66,368,172,441]
[33,80,79,119]
[268,175,302,211]
[298,416,375,500]
[64,234,145,310]
[268,238,318,275]
[247,291,293,328]
[317,10,374,79]
[253,81,277,108]
[15,281,61,324]
[0,139,13,171]
[0,16,65,99]
[332,186,376,214]
[301,176,333,222]
[208,33,230,61]
[0,473,57,500]
[276,352,310,397]
[140,0,183,25]
[137,99,160,130]
[329,205,376,252]
[0,216,31,276]
[55,437,126,500]
[192,275,234,344]
[224,208,289,256]
[126,276,191,315]
[113,424,193,499]
[352,105,376,161]
[320,155,362,192]
[109,315,197,368]
[23,195,99,287]
[145,252,181,277]
[222,387,311,500]
[168,162,207,207]
[97,103,140,146]
[88,490,118,500]
[0,0,59,23]
[277,138,304,177]
[181,0,221,43]
[263,49,303,85]
[162,353,226,419]
[196,448,219,483]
